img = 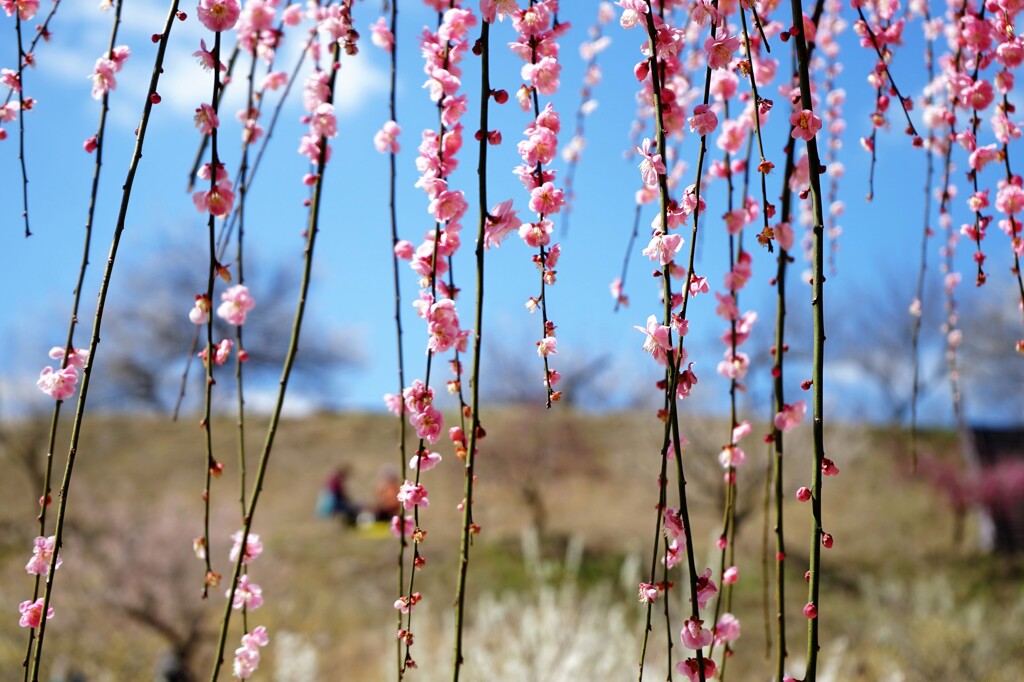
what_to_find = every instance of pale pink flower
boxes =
[217,285,256,326]
[680,616,713,649]
[635,315,672,364]
[638,582,659,603]
[229,530,263,565]
[677,657,717,682]
[390,515,415,538]
[428,189,469,222]
[370,16,394,51]
[775,221,795,250]
[190,295,211,325]
[193,39,225,71]
[732,421,752,443]
[233,625,269,679]
[790,109,822,141]
[260,71,286,91]
[519,219,553,248]
[0,102,18,123]
[37,366,78,400]
[529,182,565,215]
[484,199,522,248]
[719,444,747,468]
[48,346,89,370]
[229,574,264,610]
[192,181,236,217]
[705,34,740,70]
[664,507,685,539]
[689,104,718,136]
[90,58,117,99]
[663,539,682,569]
[310,102,337,139]
[536,336,558,357]
[410,405,443,443]
[0,68,20,92]
[616,0,648,29]
[374,120,401,154]
[693,568,718,610]
[25,536,61,575]
[409,450,442,472]
[722,566,738,584]
[714,613,740,645]
[197,0,241,32]
[637,138,666,188]
[18,598,53,629]
[2,0,39,20]
[281,3,302,26]
[773,401,806,432]
[212,338,233,366]
[642,232,683,265]
[194,103,219,135]
[521,57,561,95]
[110,45,130,71]
[397,481,429,510]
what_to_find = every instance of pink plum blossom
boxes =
[37,366,78,400]
[689,104,718,136]
[374,120,401,154]
[397,481,429,510]
[370,16,395,51]
[484,199,523,248]
[233,625,269,679]
[616,0,648,29]
[774,401,807,432]
[677,657,717,682]
[693,568,718,610]
[635,315,672,364]
[194,103,219,135]
[714,613,740,645]
[2,0,39,20]
[409,450,442,472]
[197,0,241,32]
[642,232,683,265]
[637,138,666,188]
[48,346,89,370]
[229,530,263,565]
[790,109,823,141]
[90,59,117,100]
[229,574,264,610]
[680,616,713,649]
[705,34,740,70]
[217,285,256,326]
[25,536,61,576]
[638,582,659,603]
[18,598,53,629]
[390,515,415,538]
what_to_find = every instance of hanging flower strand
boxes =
[511,0,568,408]
[209,4,354,680]
[397,4,477,672]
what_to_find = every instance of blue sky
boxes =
[0,1,1020,424]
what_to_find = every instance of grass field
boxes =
[1,409,1021,681]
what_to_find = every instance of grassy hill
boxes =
[0,410,1021,681]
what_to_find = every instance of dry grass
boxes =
[0,410,1020,680]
